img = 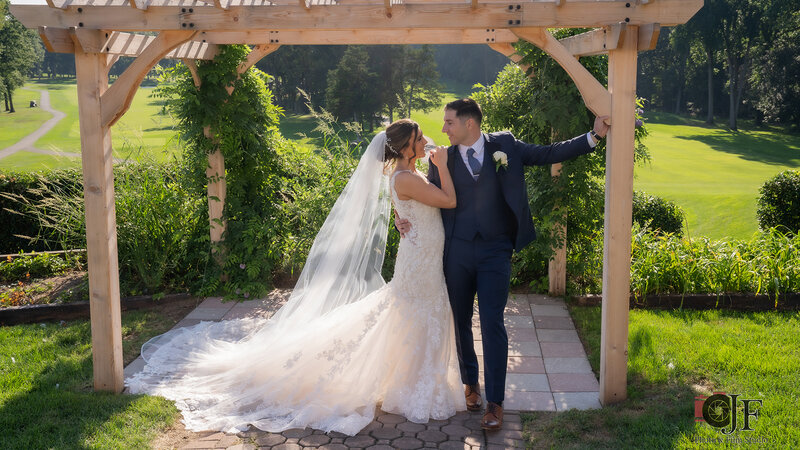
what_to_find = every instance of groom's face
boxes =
[442,108,469,146]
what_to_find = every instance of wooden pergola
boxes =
[10,0,702,405]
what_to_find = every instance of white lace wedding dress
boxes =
[125,169,464,436]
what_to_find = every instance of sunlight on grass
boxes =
[554,306,800,449]
[21,80,181,163]
[635,112,800,240]
[0,88,51,150]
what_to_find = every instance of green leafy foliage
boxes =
[630,226,800,301]
[0,252,80,283]
[757,170,800,234]
[0,0,44,112]
[632,191,685,236]
[154,45,288,299]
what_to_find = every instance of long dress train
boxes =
[125,169,464,436]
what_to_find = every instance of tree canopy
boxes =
[0,0,44,112]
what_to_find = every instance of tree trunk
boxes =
[8,91,15,113]
[675,53,687,114]
[728,55,738,130]
[3,93,8,112]
[706,47,714,124]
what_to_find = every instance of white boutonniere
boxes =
[493,151,508,172]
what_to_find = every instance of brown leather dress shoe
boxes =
[481,402,503,430]
[465,384,482,411]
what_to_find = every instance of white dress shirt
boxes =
[457,133,597,177]
[457,135,487,178]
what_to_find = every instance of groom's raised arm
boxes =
[516,134,594,166]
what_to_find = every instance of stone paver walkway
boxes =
[125,291,600,449]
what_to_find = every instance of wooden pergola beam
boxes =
[10,0,704,31]
[199,28,515,45]
[487,42,530,72]
[513,27,611,119]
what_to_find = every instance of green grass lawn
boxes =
[635,112,800,240]
[523,305,800,448]
[0,304,200,449]
[0,88,52,150]
[0,78,181,172]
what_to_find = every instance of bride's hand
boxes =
[429,146,448,168]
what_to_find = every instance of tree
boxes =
[366,45,406,123]
[325,46,382,130]
[719,0,759,130]
[750,2,800,127]
[397,45,443,118]
[684,0,725,124]
[0,0,44,112]
[258,46,345,112]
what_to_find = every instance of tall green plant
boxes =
[114,163,204,295]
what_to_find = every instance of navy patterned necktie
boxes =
[467,148,482,180]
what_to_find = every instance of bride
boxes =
[126,119,463,436]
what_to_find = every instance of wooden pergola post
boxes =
[600,25,639,404]
[548,163,566,296]
[74,48,123,392]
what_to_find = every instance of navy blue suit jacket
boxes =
[428,131,594,253]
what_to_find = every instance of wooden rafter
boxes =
[39,27,219,59]
[10,0,703,31]
[559,23,627,57]
[638,22,660,51]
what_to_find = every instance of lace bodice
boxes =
[389,170,446,294]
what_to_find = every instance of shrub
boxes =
[632,191,685,236]
[757,170,800,234]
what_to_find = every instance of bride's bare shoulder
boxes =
[392,170,428,200]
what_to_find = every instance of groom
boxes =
[397,98,609,430]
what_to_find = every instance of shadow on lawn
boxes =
[522,374,698,448]
[675,131,800,167]
[0,355,150,449]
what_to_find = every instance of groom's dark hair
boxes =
[445,98,482,125]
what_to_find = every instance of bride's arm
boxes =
[394,148,456,209]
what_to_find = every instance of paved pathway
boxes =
[125,291,600,449]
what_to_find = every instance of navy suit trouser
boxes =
[444,234,513,403]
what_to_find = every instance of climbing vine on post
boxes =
[155,45,287,299]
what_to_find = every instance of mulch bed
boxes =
[0,292,202,326]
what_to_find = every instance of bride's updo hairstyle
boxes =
[384,119,419,163]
